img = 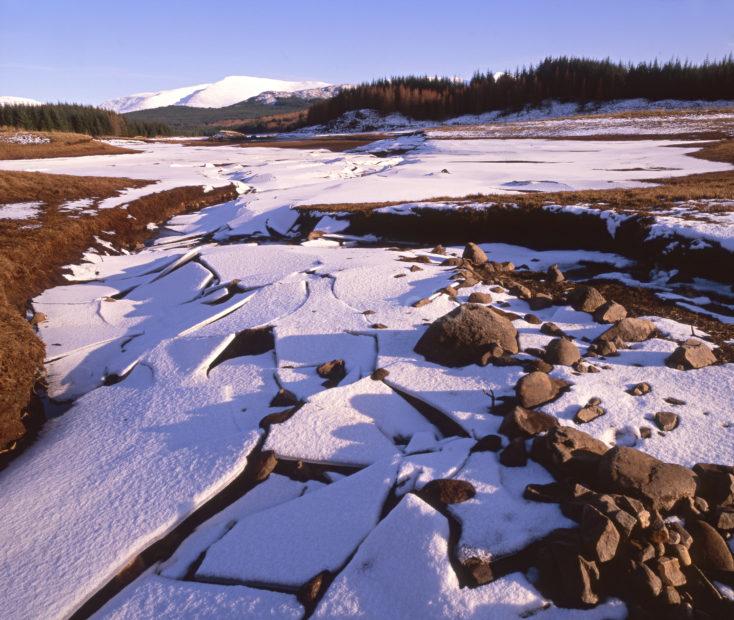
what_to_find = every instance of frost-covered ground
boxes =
[0,130,733,618]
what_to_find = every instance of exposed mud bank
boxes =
[301,205,734,285]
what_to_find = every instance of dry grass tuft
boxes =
[0,129,139,160]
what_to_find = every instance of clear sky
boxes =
[1,0,733,104]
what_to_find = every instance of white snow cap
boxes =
[0,96,43,106]
[101,75,332,112]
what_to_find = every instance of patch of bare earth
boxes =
[0,169,238,462]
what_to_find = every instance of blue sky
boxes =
[1,0,733,104]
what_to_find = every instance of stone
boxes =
[419,479,476,505]
[544,338,581,366]
[666,339,717,370]
[524,313,542,325]
[499,437,528,467]
[597,447,697,511]
[629,539,655,563]
[252,450,278,482]
[529,294,554,310]
[542,541,600,606]
[630,561,663,599]
[569,286,607,313]
[516,371,566,408]
[531,427,609,482]
[575,404,605,424]
[653,557,687,587]
[654,411,679,431]
[615,496,651,530]
[467,291,492,304]
[297,570,330,607]
[595,340,618,357]
[508,282,532,300]
[540,322,568,338]
[269,388,299,407]
[370,368,390,381]
[693,463,734,506]
[370,323,388,329]
[409,264,423,272]
[548,264,565,283]
[414,304,519,366]
[431,244,447,255]
[639,426,652,439]
[581,505,620,563]
[472,434,502,452]
[523,482,568,504]
[463,557,493,586]
[317,359,347,384]
[499,406,559,439]
[713,507,734,530]
[527,359,554,374]
[598,318,656,343]
[441,257,463,267]
[462,242,488,265]
[669,543,692,567]
[593,301,627,324]
[628,382,652,396]
[669,522,693,548]
[660,586,681,606]
[439,286,458,298]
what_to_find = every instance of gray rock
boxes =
[544,338,581,366]
[666,339,717,370]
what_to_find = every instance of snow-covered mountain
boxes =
[101,76,334,113]
[0,96,43,106]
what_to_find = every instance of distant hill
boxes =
[123,94,329,135]
[102,75,335,113]
[0,96,43,106]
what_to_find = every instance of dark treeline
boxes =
[307,56,734,124]
[0,103,171,137]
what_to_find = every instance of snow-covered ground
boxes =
[0,131,733,618]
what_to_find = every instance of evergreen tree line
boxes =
[307,56,734,124]
[0,103,171,137]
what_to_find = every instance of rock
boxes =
[467,291,492,304]
[654,411,679,431]
[666,339,717,370]
[598,318,656,343]
[478,343,505,365]
[628,382,652,396]
[594,340,618,357]
[414,304,519,367]
[515,371,565,408]
[661,586,681,606]
[713,507,734,530]
[439,286,458,298]
[687,520,734,571]
[458,273,481,289]
[615,496,651,530]
[593,301,627,324]
[540,322,568,338]
[370,323,388,329]
[499,406,559,439]
[297,570,330,607]
[499,437,528,467]
[575,404,605,424]
[693,463,734,506]
[252,450,278,482]
[669,544,692,567]
[463,242,488,265]
[569,286,607,313]
[548,264,565,283]
[529,294,554,310]
[441,257,463,267]
[463,557,493,586]
[653,557,686,587]
[581,505,620,563]
[472,434,502,452]
[409,264,423,272]
[269,388,299,407]
[419,479,476,505]
[630,561,663,599]
[527,359,554,374]
[629,539,655,563]
[317,359,347,384]
[540,540,600,606]
[431,244,447,255]
[508,282,532,300]
[531,427,609,481]
[597,447,697,511]
[639,426,652,439]
[412,297,432,308]
[524,482,569,503]
[544,338,581,366]
[524,313,542,325]
[370,368,390,381]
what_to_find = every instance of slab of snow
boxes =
[0,201,42,219]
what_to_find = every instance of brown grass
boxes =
[0,171,238,456]
[0,129,139,160]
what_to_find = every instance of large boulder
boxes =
[597,447,696,511]
[462,242,488,265]
[499,406,559,439]
[516,371,566,408]
[597,318,656,343]
[544,338,581,366]
[531,426,609,482]
[593,301,627,324]
[686,519,734,571]
[665,339,717,370]
[414,304,518,367]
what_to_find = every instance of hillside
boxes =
[123,95,317,134]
